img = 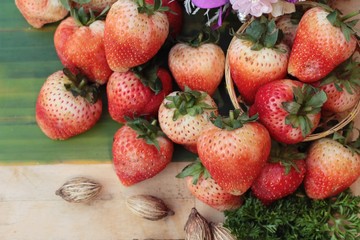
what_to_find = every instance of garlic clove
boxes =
[126,194,175,221]
[55,177,102,203]
[210,222,237,240]
[184,207,212,240]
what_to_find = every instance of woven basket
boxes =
[225,19,360,142]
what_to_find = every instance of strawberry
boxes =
[112,117,174,186]
[54,8,112,85]
[107,62,173,123]
[251,79,327,144]
[251,142,307,205]
[36,69,102,140]
[304,130,360,199]
[316,57,360,113]
[197,110,271,195]
[158,88,218,153]
[15,0,68,28]
[168,30,225,95]
[287,6,358,83]
[228,16,290,104]
[104,0,169,72]
[162,0,183,38]
[176,160,243,211]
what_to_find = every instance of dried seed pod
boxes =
[184,208,212,240]
[126,195,174,221]
[55,177,102,203]
[210,222,237,240]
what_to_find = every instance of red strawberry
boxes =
[107,64,173,123]
[15,0,68,28]
[177,161,243,211]
[316,57,360,113]
[251,79,327,144]
[112,117,174,186]
[168,31,225,96]
[304,135,360,199]
[251,143,307,205]
[36,69,102,140]
[158,88,218,153]
[104,0,169,72]
[288,7,357,83]
[197,110,271,195]
[163,0,183,38]
[228,16,289,104]
[54,10,112,85]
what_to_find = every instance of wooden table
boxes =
[0,0,359,239]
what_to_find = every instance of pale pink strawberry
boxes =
[304,137,360,199]
[168,41,225,95]
[15,0,68,28]
[36,70,102,140]
[158,88,218,153]
[228,17,290,104]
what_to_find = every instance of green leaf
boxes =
[306,89,327,108]
[264,20,279,48]
[327,10,340,27]
[125,117,164,151]
[176,160,211,185]
[340,23,352,42]
[282,102,301,115]
[60,0,71,10]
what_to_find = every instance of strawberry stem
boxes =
[210,109,258,131]
[124,117,165,151]
[62,68,100,104]
[340,10,360,22]
[164,87,216,121]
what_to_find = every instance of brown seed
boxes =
[184,208,212,240]
[55,177,102,203]
[126,195,174,221]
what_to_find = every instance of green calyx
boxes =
[164,87,216,121]
[60,0,109,26]
[326,9,359,42]
[175,159,211,185]
[320,57,360,95]
[233,16,285,51]
[136,0,169,16]
[282,84,327,137]
[63,68,100,104]
[178,27,220,48]
[210,109,258,131]
[125,117,165,151]
[269,141,307,175]
[131,61,162,95]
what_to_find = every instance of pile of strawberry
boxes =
[17,0,360,217]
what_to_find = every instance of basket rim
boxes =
[224,19,360,142]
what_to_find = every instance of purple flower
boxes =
[191,0,230,8]
[230,0,278,17]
